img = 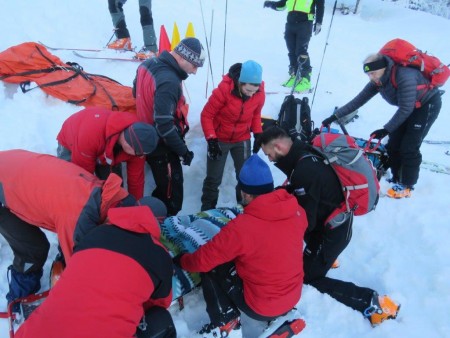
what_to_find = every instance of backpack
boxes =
[309,132,380,222]
[379,38,450,89]
[277,95,312,142]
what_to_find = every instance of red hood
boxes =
[106,206,161,239]
[244,189,299,222]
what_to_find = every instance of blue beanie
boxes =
[239,60,263,84]
[238,155,274,195]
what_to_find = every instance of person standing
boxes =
[57,107,159,200]
[322,53,443,198]
[0,149,136,306]
[174,154,307,337]
[259,126,400,326]
[200,60,265,211]
[15,205,175,338]
[107,0,158,59]
[264,0,324,92]
[133,37,205,215]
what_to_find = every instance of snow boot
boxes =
[293,78,311,92]
[386,183,413,199]
[364,292,400,326]
[107,37,132,51]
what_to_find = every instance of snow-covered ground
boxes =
[1,0,450,337]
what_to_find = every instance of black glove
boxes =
[181,149,194,166]
[207,138,222,160]
[172,254,185,268]
[321,114,338,128]
[263,1,277,9]
[370,128,389,140]
[252,133,262,154]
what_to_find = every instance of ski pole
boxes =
[222,0,228,75]
[199,0,215,97]
[290,55,308,95]
[311,0,338,112]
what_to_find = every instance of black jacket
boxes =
[275,140,343,233]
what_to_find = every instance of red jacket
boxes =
[15,206,173,338]
[57,107,146,199]
[201,74,265,142]
[0,150,128,261]
[181,189,307,316]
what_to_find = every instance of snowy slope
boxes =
[1,0,450,337]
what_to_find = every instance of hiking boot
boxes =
[282,75,296,88]
[198,317,242,337]
[386,183,413,199]
[107,37,132,51]
[364,293,400,326]
[136,47,157,60]
[293,78,311,92]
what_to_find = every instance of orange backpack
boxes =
[0,42,136,113]
[379,38,450,89]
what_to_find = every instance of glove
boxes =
[314,23,322,35]
[207,138,222,160]
[252,133,262,154]
[263,1,277,9]
[321,114,337,128]
[181,149,194,166]
[172,254,185,268]
[370,128,389,140]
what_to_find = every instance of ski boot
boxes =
[258,309,306,338]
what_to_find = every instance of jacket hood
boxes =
[244,189,300,222]
[107,206,161,238]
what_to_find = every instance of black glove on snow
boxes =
[321,114,338,128]
[370,128,389,140]
[172,254,185,268]
[263,1,277,9]
[181,149,194,166]
[207,138,222,160]
[252,133,262,154]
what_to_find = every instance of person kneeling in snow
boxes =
[173,154,308,337]
[15,204,176,338]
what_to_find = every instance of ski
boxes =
[423,140,450,145]
[72,51,142,63]
[266,88,314,95]
[420,161,450,175]
[38,41,103,52]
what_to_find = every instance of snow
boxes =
[1,0,450,337]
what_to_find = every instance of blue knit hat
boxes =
[238,155,274,195]
[239,60,263,84]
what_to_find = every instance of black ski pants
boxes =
[284,20,313,78]
[201,263,280,326]
[303,213,376,314]
[0,206,49,274]
[146,151,183,216]
[386,92,442,186]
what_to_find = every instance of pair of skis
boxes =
[38,42,144,62]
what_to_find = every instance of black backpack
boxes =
[277,95,313,142]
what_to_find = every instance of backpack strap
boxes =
[390,64,430,108]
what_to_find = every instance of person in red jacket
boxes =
[0,149,136,308]
[57,107,159,200]
[200,60,265,211]
[15,205,175,338]
[174,154,307,337]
